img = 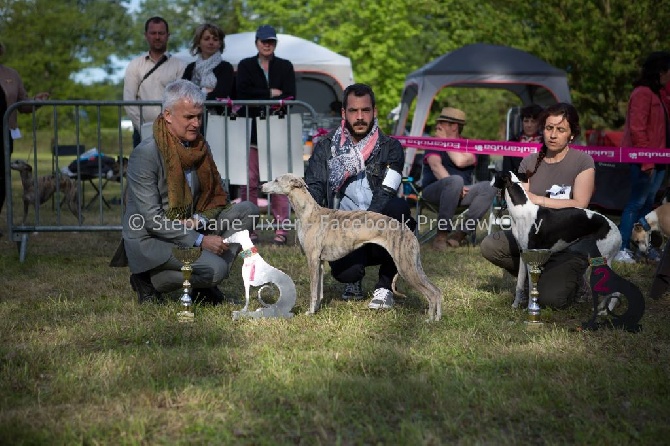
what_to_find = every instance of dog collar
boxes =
[240,246,258,258]
[590,257,607,267]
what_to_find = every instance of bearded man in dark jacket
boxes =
[305,83,416,310]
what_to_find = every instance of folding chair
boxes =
[402,176,438,244]
[52,144,119,210]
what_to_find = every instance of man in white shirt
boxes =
[123,16,185,147]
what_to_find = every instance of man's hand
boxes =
[201,235,230,256]
[461,186,470,199]
[270,88,283,98]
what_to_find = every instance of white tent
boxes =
[393,43,572,175]
[175,32,354,115]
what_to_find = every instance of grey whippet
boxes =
[262,173,442,321]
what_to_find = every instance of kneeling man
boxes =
[305,83,415,310]
[120,79,258,303]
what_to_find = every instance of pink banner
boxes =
[394,135,670,164]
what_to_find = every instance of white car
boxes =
[120,118,133,131]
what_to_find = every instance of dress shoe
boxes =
[129,273,162,304]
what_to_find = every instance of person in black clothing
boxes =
[305,83,416,310]
[236,24,296,245]
[182,23,235,101]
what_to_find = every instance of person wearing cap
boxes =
[235,24,296,245]
[419,107,496,251]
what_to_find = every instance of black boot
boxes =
[129,273,163,304]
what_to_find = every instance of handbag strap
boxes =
[136,54,168,98]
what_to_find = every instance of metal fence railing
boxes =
[3,99,318,262]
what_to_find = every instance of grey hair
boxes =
[162,79,206,110]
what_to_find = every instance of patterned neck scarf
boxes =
[327,118,380,192]
[519,134,542,143]
[153,114,228,219]
[192,52,222,90]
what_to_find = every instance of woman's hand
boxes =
[34,92,49,101]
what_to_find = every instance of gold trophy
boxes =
[172,245,202,323]
[520,249,552,328]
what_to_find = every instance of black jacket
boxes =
[236,54,296,143]
[182,60,235,101]
[305,128,404,213]
[236,54,296,115]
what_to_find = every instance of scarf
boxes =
[327,118,380,192]
[191,52,222,90]
[519,134,542,143]
[153,114,228,220]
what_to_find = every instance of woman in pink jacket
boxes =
[614,51,670,263]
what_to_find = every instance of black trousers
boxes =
[329,197,416,290]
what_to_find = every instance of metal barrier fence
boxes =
[3,99,318,262]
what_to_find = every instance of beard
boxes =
[345,119,374,141]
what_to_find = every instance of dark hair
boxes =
[527,102,581,179]
[145,16,169,33]
[190,23,225,55]
[520,104,544,120]
[343,83,376,110]
[633,51,670,93]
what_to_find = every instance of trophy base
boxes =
[524,320,544,330]
[177,310,195,323]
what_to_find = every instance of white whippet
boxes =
[224,230,296,319]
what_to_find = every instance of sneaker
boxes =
[368,288,394,310]
[646,247,662,263]
[341,280,364,301]
[613,249,636,264]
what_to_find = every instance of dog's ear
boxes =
[516,172,528,182]
[289,176,306,189]
[490,172,508,189]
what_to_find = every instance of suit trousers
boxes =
[480,230,588,308]
[150,200,259,293]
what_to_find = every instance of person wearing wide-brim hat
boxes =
[419,106,496,251]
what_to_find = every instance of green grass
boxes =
[1,224,669,445]
[3,137,670,444]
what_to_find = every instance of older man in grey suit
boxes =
[121,79,259,303]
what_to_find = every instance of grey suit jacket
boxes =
[122,137,202,274]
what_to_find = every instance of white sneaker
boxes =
[613,249,636,264]
[368,288,394,310]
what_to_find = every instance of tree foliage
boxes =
[1,0,668,134]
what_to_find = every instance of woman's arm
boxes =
[526,167,595,209]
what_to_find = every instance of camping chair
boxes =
[52,144,123,210]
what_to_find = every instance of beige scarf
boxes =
[153,114,228,220]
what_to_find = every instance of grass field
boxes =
[3,136,670,444]
[1,208,670,444]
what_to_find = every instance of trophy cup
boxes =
[520,249,552,328]
[172,245,202,323]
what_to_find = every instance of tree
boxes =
[0,0,137,126]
